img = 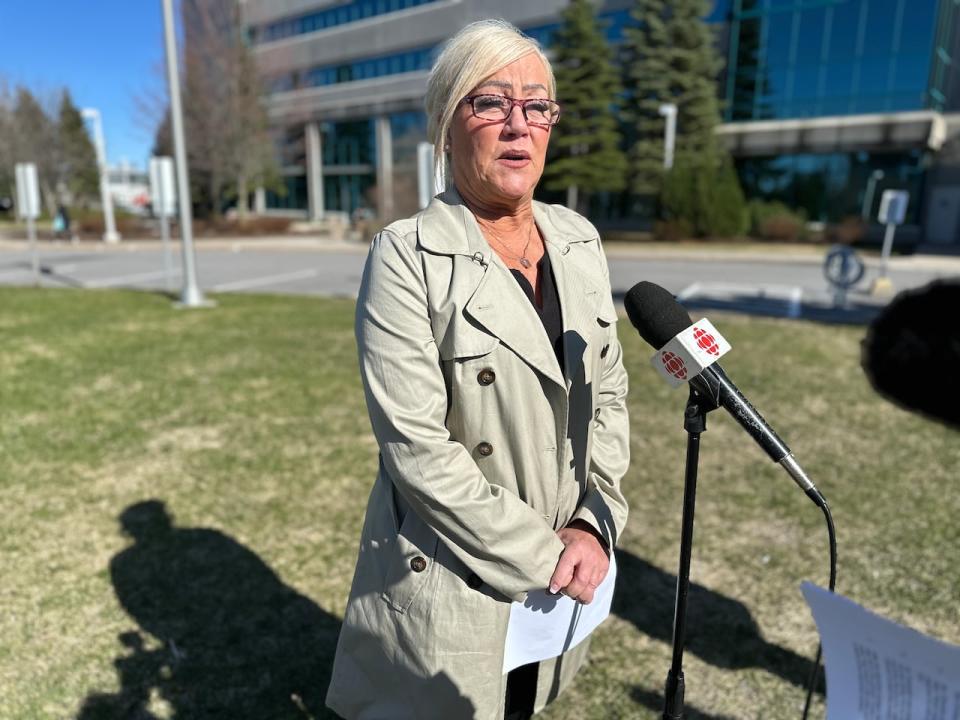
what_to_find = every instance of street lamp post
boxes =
[161,0,209,308]
[659,103,678,170]
[81,108,121,243]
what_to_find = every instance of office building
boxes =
[237,0,960,246]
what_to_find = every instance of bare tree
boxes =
[174,0,277,219]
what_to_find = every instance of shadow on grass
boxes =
[613,550,822,694]
[77,499,343,719]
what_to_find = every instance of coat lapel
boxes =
[417,190,607,391]
[534,203,606,387]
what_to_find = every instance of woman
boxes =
[326,19,630,720]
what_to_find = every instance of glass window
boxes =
[794,7,827,66]
[897,2,937,55]
[826,0,862,61]
[891,54,932,92]
[860,0,897,59]
[763,12,794,67]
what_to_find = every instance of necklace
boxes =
[485,222,535,269]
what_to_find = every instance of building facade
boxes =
[238,0,960,246]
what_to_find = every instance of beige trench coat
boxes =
[326,189,630,720]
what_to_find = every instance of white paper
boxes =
[502,553,617,673]
[801,582,960,720]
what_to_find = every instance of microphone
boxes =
[624,281,824,505]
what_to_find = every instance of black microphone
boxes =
[624,281,824,505]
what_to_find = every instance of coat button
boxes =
[600,344,610,359]
[466,573,483,590]
[410,556,427,573]
[477,368,496,386]
[477,442,493,457]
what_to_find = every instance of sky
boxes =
[1,1,170,171]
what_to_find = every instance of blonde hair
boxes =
[425,19,555,185]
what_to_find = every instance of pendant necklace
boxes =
[486,222,535,269]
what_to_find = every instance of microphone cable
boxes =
[801,490,837,720]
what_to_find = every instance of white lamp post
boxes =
[659,103,678,170]
[81,108,121,243]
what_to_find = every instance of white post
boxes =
[659,103,678,170]
[375,115,394,221]
[305,121,325,221]
[15,162,41,285]
[879,223,896,279]
[81,108,121,243]
[162,0,210,308]
[151,157,177,293]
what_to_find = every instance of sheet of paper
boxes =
[801,582,960,720]
[502,553,617,673]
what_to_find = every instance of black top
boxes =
[509,250,564,369]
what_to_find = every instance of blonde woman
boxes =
[326,19,630,720]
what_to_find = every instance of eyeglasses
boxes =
[461,94,561,127]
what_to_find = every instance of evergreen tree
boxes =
[542,0,626,213]
[624,0,725,188]
[624,0,747,235]
[622,0,672,196]
[56,90,100,205]
[12,87,58,215]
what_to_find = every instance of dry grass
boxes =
[1,289,957,719]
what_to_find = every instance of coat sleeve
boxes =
[571,240,630,549]
[355,229,566,602]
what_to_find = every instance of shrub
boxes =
[747,200,808,242]
[652,218,694,242]
[659,152,748,238]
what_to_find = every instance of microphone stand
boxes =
[663,386,716,720]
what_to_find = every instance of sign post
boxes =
[873,189,909,295]
[150,156,177,292]
[15,162,41,286]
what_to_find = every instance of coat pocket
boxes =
[380,508,439,614]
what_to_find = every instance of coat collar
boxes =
[417,187,607,390]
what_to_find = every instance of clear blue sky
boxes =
[1,1,169,171]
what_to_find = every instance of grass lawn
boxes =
[2,287,957,719]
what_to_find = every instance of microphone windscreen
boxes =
[624,281,693,349]
[862,278,960,430]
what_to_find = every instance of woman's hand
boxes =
[548,520,610,604]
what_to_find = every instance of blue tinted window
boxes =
[826,0,862,61]
[764,12,794,66]
[794,7,827,65]
[253,0,440,43]
[861,0,897,59]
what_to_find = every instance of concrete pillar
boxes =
[305,121,324,221]
[375,115,394,221]
[254,186,266,214]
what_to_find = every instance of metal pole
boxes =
[158,174,174,292]
[162,0,209,308]
[879,222,896,278]
[82,108,121,243]
[27,215,39,286]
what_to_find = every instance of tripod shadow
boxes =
[77,499,343,719]
[613,549,821,693]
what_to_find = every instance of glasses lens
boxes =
[524,100,558,125]
[473,95,510,119]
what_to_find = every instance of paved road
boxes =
[1,238,957,322]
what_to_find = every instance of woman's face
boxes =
[448,53,553,212]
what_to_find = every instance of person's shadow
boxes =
[77,499,344,719]
[613,549,821,693]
